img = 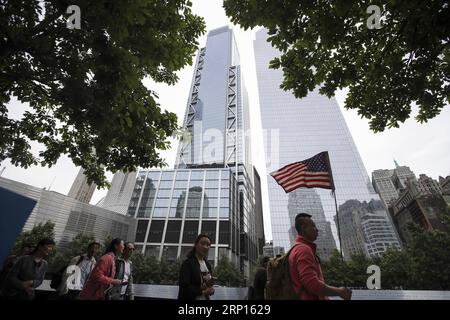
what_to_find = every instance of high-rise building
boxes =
[253,168,265,255]
[100,171,137,215]
[439,175,450,207]
[127,168,238,266]
[126,27,262,279]
[67,168,96,204]
[391,174,449,245]
[262,241,285,258]
[337,199,401,258]
[254,28,400,259]
[372,164,416,208]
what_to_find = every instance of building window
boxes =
[135,220,149,243]
[182,220,199,244]
[152,207,168,218]
[204,188,218,198]
[205,180,218,188]
[206,170,219,180]
[180,246,191,260]
[219,207,229,218]
[190,170,204,181]
[201,221,216,244]
[147,220,165,243]
[176,170,190,181]
[161,171,174,181]
[221,179,230,189]
[207,247,215,266]
[218,247,229,260]
[219,221,230,245]
[162,246,178,262]
[145,245,160,258]
[165,220,182,244]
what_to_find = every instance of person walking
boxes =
[178,234,214,300]
[108,242,134,300]
[289,213,352,300]
[79,238,124,300]
[248,256,270,300]
[2,238,55,300]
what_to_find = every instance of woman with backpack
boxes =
[79,238,124,300]
[178,234,215,300]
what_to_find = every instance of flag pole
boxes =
[324,152,345,265]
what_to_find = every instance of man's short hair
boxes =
[295,213,312,235]
[88,242,100,249]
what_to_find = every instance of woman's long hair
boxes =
[105,238,123,255]
[186,234,212,259]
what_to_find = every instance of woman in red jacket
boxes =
[79,238,124,300]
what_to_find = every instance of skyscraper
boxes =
[100,171,137,215]
[372,164,416,208]
[126,27,261,278]
[391,174,449,245]
[337,199,401,258]
[254,28,400,259]
[67,168,96,204]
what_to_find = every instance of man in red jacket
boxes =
[289,213,352,300]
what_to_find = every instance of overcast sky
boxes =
[2,0,449,241]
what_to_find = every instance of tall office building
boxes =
[254,28,400,259]
[391,174,449,245]
[100,171,137,215]
[127,27,261,278]
[338,199,401,258]
[127,168,239,266]
[253,168,266,255]
[67,168,96,204]
[372,163,416,208]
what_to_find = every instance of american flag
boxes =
[270,151,334,193]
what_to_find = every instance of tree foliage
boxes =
[224,0,450,132]
[131,252,162,284]
[1,0,206,186]
[322,217,450,290]
[214,255,242,287]
[11,221,55,255]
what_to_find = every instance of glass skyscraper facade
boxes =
[127,168,239,266]
[254,29,400,259]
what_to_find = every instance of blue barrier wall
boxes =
[0,187,37,263]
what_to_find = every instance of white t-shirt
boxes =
[77,256,94,289]
[196,259,211,300]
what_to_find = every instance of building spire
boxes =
[394,159,400,168]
